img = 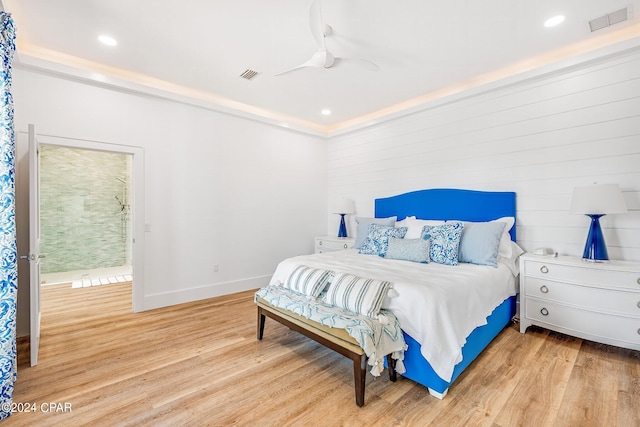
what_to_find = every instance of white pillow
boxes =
[497,241,525,276]
[395,216,416,227]
[398,217,446,239]
[492,217,515,258]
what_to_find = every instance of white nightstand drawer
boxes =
[315,236,355,254]
[525,298,640,348]
[524,277,640,318]
[524,259,640,291]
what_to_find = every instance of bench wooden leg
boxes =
[352,354,396,407]
[258,303,388,407]
[354,354,367,407]
[257,307,266,340]
[387,354,397,382]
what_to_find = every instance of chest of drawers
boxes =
[519,254,640,351]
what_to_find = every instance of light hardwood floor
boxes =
[9,282,640,427]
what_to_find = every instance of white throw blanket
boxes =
[255,285,406,376]
[268,250,516,382]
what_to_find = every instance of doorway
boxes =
[33,133,145,313]
[39,145,133,288]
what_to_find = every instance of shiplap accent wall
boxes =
[328,47,640,262]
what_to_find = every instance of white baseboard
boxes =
[141,275,271,312]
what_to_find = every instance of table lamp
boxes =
[569,183,627,262]
[334,198,355,238]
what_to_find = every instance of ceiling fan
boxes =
[275,0,380,76]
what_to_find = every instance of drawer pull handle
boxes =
[637,301,640,309]
[540,266,549,274]
[343,243,348,249]
[540,285,549,294]
[637,277,640,285]
[540,307,549,316]
[638,328,640,336]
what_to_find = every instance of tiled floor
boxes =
[42,266,132,288]
[71,274,133,288]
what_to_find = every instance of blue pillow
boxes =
[421,222,464,265]
[359,224,407,257]
[354,217,396,249]
[457,221,506,267]
[384,238,430,263]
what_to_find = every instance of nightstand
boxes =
[519,254,640,351]
[314,236,355,254]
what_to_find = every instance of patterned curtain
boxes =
[0,11,16,422]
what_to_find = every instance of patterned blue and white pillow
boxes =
[421,222,464,265]
[384,238,430,263]
[283,265,333,298]
[359,224,408,257]
[354,216,397,249]
[323,272,392,318]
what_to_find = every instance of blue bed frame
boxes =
[375,188,517,398]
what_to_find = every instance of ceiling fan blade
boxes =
[333,57,380,71]
[274,64,308,77]
[274,57,320,76]
[275,50,333,76]
[309,0,325,49]
[278,0,373,76]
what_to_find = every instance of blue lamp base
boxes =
[337,214,348,238]
[582,214,608,262]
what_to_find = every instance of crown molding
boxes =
[13,22,640,139]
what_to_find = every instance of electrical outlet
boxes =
[144,223,151,232]
[213,264,219,272]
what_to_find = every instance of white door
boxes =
[28,124,43,366]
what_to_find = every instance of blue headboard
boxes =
[375,188,517,240]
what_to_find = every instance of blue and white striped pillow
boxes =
[323,273,392,318]
[283,265,333,298]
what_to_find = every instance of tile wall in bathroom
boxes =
[39,145,132,274]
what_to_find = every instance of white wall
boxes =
[328,46,640,262]
[14,43,640,339]
[14,68,327,336]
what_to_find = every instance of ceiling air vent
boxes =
[240,69,258,80]
[588,6,632,32]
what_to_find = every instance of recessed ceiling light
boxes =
[98,35,118,47]
[544,15,565,27]
[321,109,331,116]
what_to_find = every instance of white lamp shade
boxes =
[569,183,627,215]
[333,198,355,214]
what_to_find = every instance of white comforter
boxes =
[268,250,516,382]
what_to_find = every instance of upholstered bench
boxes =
[256,296,397,407]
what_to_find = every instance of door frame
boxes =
[28,124,41,366]
[34,134,145,312]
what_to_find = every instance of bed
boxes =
[262,188,520,399]
[374,188,518,397]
